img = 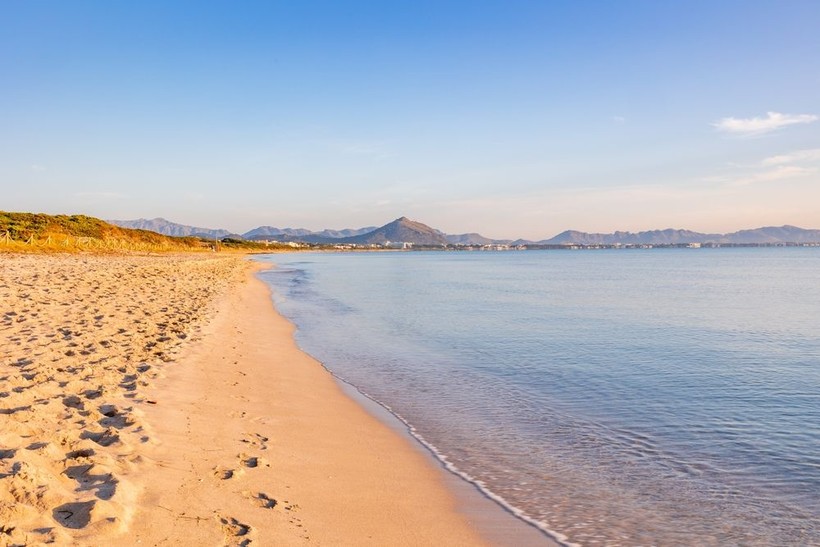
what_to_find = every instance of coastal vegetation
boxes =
[0,211,290,254]
[0,211,204,253]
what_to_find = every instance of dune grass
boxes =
[0,211,302,254]
[0,212,212,254]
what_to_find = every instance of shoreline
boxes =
[249,262,560,545]
[334,380,561,547]
[253,253,558,545]
[253,256,559,545]
[122,259,506,545]
[1,253,557,545]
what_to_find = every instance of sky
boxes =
[2,1,819,240]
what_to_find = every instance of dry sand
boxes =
[0,254,519,546]
[1,254,246,545]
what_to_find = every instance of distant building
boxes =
[384,241,413,249]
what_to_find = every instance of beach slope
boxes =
[1,254,490,545]
[125,261,490,545]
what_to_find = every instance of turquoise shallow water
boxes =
[257,248,820,546]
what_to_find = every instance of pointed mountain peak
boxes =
[330,217,449,246]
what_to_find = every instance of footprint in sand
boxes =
[218,515,252,546]
[62,395,85,410]
[240,433,268,451]
[212,465,242,480]
[63,463,118,500]
[243,491,277,509]
[52,501,95,529]
[83,387,104,400]
[0,404,32,415]
[80,429,120,447]
[65,448,95,459]
[97,404,134,429]
[238,453,269,469]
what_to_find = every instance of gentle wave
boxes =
[321,364,573,546]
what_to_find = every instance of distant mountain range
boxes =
[110,218,377,243]
[109,217,236,239]
[109,217,820,246]
[244,225,377,241]
[533,225,820,246]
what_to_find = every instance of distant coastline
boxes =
[4,211,820,254]
[111,215,820,249]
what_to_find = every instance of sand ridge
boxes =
[0,254,247,545]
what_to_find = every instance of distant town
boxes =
[242,240,820,252]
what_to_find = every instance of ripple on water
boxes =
[258,249,820,545]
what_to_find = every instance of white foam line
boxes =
[326,368,579,547]
[259,270,577,546]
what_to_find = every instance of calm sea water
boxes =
[256,248,820,546]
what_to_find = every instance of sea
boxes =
[255,248,820,546]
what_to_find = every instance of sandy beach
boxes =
[1,253,537,546]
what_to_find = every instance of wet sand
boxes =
[1,254,547,545]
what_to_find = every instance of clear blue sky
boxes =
[3,1,818,239]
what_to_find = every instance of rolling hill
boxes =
[1,211,208,252]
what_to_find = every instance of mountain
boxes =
[113,219,380,242]
[446,233,492,245]
[332,217,450,246]
[539,226,820,245]
[109,218,232,239]
[110,216,820,247]
[315,227,379,239]
[243,225,377,241]
[724,225,820,244]
[542,228,721,246]
[242,226,315,239]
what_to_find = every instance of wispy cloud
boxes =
[703,148,820,187]
[729,165,814,187]
[761,148,820,166]
[30,164,47,172]
[612,116,626,124]
[712,111,817,136]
